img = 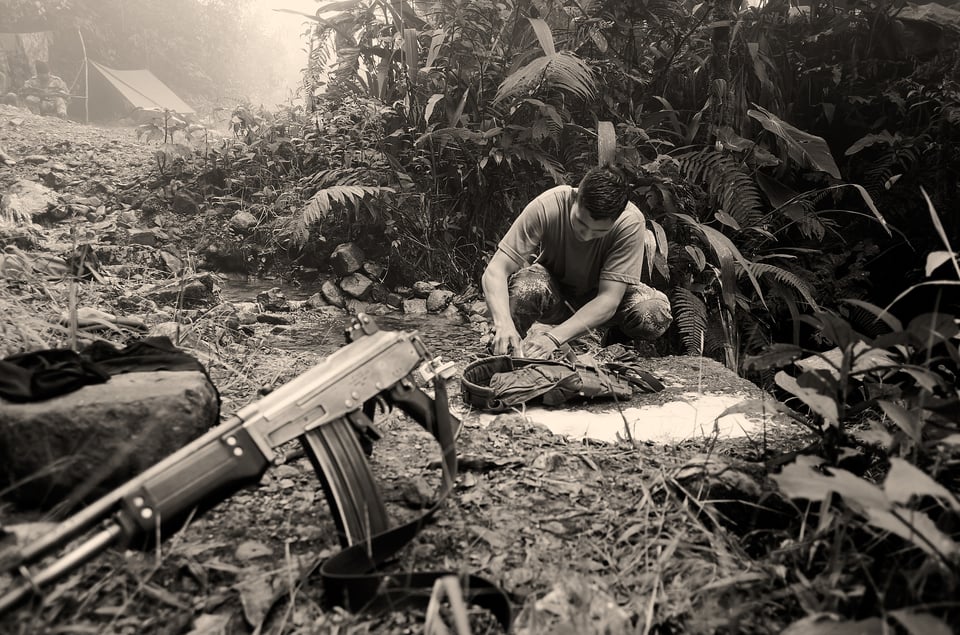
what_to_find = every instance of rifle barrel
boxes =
[0,523,124,613]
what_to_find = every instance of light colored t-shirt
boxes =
[497,185,645,307]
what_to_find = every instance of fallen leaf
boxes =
[185,612,232,635]
[235,540,274,561]
[235,569,279,629]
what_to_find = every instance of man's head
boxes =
[570,164,632,241]
[35,61,49,77]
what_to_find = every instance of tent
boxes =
[86,61,194,121]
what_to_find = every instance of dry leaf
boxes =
[235,540,274,561]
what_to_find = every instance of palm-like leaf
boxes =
[493,52,596,104]
[672,287,708,355]
[287,185,393,248]
[748,262,820,310]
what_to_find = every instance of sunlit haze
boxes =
[249,0,319,106]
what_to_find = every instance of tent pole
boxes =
[78,28,88,124]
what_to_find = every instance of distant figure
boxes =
[22,61,69,118]
[0,67,17,106]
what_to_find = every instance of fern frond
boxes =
[287,185,393,249]
[748,262,819,310]
[507,145,567,184]
[672,287,708,355]
[678,149,764,227]
[494,52,596,104]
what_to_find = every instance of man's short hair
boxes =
[576,164,631,220]
[35,60,49,75]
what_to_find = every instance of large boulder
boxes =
[321,279,346,308]
[426,289,455,312]
[330,242,364,276]
[0,371,219,509]
[339,272,373,299]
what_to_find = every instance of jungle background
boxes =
[1,0,960,633]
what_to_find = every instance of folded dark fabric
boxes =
[0,337,212,403]
[0,350,111,402]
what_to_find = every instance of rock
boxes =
[157,251,184,274]
[234,301,260,325]
[321,279,346,308]
[118,210,139,226]
[128,228,165,247]
[288,300,306,311]
[0,371,219,508]
[439,304,463,322]
[142,272,218,308]
[339,272,373,299]
[75,196,102,208]
[330,242,364,276]
[368,282,388,303]
[385,292,403,308]
[257,313,292,325]
[345,298,370,315]
[256,287,289,312]
[305,292,327,308]
[426,289,454,312]
[362,261,385,280]
[172,191,200,215]
[229,210,258,233]
[402,298,428,314]
[22,155,49,164]
[395,286,414,299]
[469,313,488,324]
[315,305,344,317]
[412,281,439,298]
[365,302,393,316]
[2,180,58,221]
[466,300,489,317]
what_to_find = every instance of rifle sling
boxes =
[316,378,514,631]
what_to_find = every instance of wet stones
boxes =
[330,242,364,276]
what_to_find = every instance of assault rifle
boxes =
[0,314,512,628]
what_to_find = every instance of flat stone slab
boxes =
[457,356,792,444]
[0,370,218,508]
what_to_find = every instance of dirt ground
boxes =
[0,107,815,634]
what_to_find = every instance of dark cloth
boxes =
[0,337,211,403]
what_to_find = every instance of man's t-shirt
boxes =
[497,185,645,308]
[24,74,68,97]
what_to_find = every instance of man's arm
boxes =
[523,279,626,358]
[481,250,523,355]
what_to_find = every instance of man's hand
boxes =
[521,332,559,359]
[490,323,523,356]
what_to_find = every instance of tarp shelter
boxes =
[87,61,194,121]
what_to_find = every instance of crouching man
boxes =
[23,61,69,119]
[481,164,672,359]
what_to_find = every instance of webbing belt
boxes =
[315,378,514,630]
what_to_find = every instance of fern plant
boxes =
[677,148,765,229]
[283,169,394,249]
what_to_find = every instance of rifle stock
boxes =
[0,314,445,615]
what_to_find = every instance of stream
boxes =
[219,276,483,360]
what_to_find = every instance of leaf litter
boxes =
[0,105,826,634]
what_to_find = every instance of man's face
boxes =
[570,200,616,241]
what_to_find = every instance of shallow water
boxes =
[220,276,484,359]
[218,275,321,303]
[266,313,483,361]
